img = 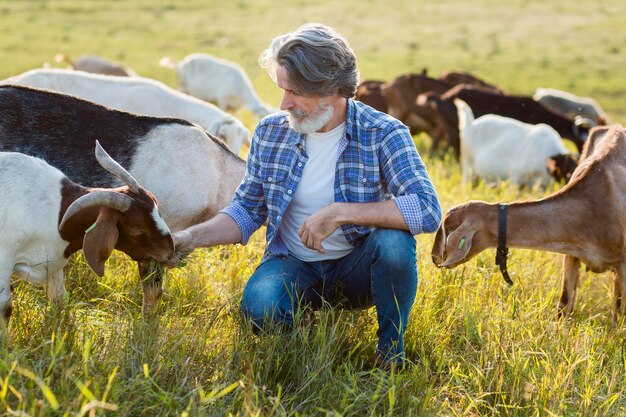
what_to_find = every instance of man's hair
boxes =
[259,23,359,98]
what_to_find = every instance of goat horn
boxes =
[574,117,595,128]
[60,190,134,229]
[95,140,140,193]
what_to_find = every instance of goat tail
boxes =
[417,92,439,108]
[159,56,178,69]
[454,98,474,131]
[54,53,74,67]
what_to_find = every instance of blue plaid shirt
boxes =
[221,99,442,259]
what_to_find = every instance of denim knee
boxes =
[240,271,295,331]
[363,229,417,360]
[365,229,417,274]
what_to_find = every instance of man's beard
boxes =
[288,100,334,133]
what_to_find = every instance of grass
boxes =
[1,0,626,415]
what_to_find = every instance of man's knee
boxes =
[366,229,416,270]
[240,274,294,331]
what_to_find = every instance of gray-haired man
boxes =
[172,23,441,366]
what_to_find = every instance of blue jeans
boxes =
[240,229,417,361]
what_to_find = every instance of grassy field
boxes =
[1,0,625,416]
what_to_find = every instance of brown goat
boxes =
[55,54,137,77]
[431,125,626,321]
[380,73,453,134]
[355,80,388,113]
[438,70,504,94]
[382,71,503,151]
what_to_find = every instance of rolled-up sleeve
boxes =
[219,129,268,244]
[379,125,442,234]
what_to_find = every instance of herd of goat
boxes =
[0,52,623,333]
[356,69,610,187]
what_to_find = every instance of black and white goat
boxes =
[534,87,610,125]
[1,68,251,155]
[0,141,176,325]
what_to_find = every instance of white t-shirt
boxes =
[281,122,353,261]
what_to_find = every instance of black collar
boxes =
[495,203,514,286]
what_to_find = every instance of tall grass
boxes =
[1,1,625,415]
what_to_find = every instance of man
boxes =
[172,23,441,365]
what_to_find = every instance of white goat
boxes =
[1,68,250,155]
[160,53,275,118]
[54,53,138,77]
[0,141,175,326]
[456,99,570,188]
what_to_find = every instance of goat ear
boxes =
[440,222,476,267]
[546,156,558,175]
[431,224,446,267]
[83,209,120,277]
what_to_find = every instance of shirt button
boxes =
[277,215,281,221]
[297,162,302,167]
[287,189,292,194]
[362,178,367,183]
[268,177,273,182]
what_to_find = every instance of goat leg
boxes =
[44,269,67,303]
[0,272,12,325]
[138,259,164,313]
[612,263,626,323]
[558,255,581,317]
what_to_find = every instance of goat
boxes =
[54,53,138,77]
[381,71,504,137]
[160,53,275,119]
[1,68,250,155]
[0,85,247,310]
[423,85,593,159]
[380,73,453,135]
[438,70,504,94]
[431,124,626,322]
[455,99,571,187]
[355,80,388,113]
[546,153,580,184]
[0,141,176,326]
[534,87,611,125]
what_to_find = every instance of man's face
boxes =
[276,65,333,133]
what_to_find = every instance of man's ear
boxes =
[82,209,120,277]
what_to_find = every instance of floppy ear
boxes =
[440,222,477,267]
[83,209,120,277]
[546,156,558,175]
[431,224,447,266]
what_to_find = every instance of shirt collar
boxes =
[345,98,358,141]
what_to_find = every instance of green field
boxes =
[0,1,625,416]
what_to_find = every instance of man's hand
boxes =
[172,230,194,253]
[298,203,345,253]
[165,230,194,268]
